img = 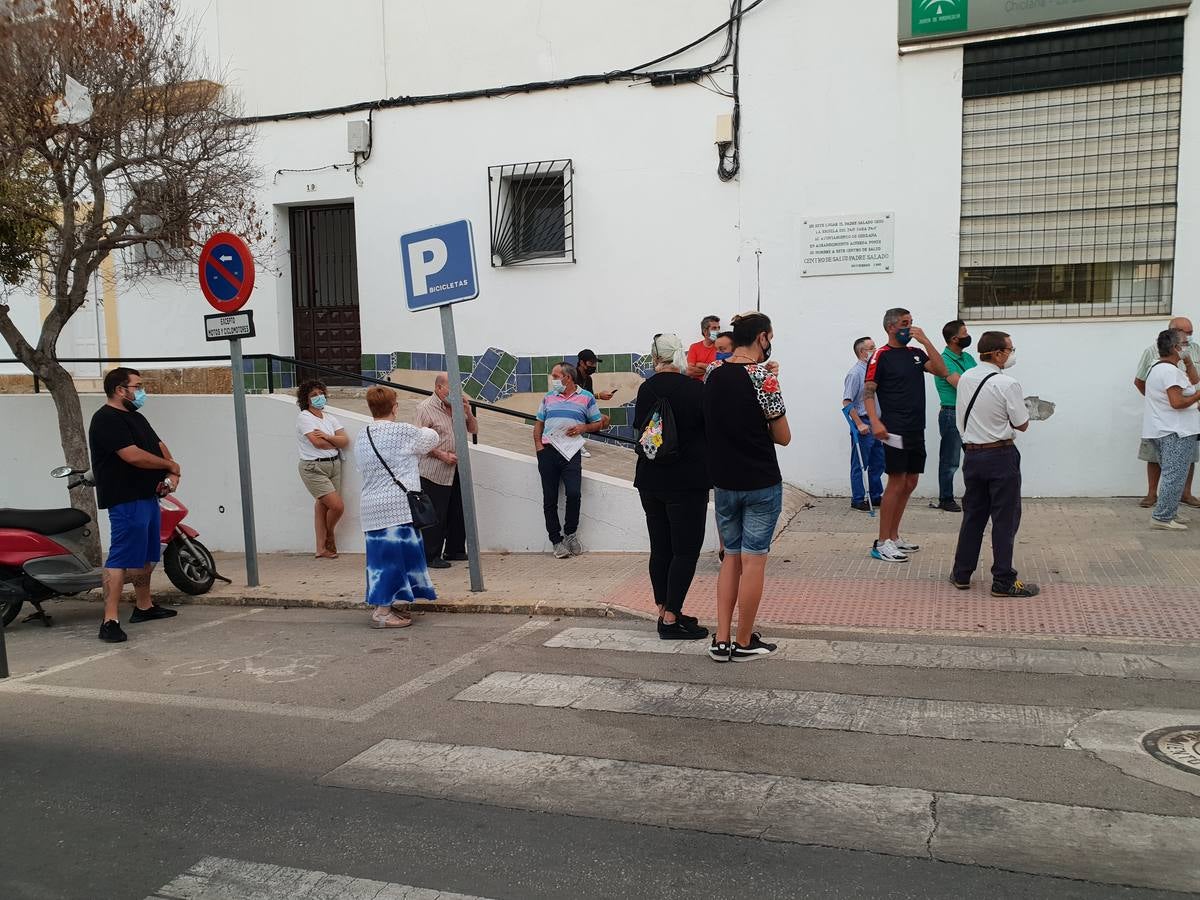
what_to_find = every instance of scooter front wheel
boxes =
[163,538,217,595]
[1,599,22,627]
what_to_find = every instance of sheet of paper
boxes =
[880,433,904,449]
[548,427,586,460]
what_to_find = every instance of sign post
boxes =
[400,220,485,592]
[200,231,259,588]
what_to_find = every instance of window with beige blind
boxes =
[958,20,1183,320]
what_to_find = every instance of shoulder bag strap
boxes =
[365,426,410,493]
[962,372,1000,430]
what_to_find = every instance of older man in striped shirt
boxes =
[414,373,478,568]
[533,362,604,558]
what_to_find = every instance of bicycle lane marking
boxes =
[0,609,265,686]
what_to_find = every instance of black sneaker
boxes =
[427,558,452,569]
[129,604,178,623]
[731,633,777,662]
[98,619,127,643]
[949,576,971,590]
[658,617,709,641]
[444,552,469,561]
[850,500,871,512]
[708,637,732,662]
[940,499,963,512]
[991,580,1040,598]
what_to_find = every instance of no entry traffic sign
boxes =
[199,232,255,313]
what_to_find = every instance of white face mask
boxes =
[550,378,564,394]
[1002,350,1017,370]
[708,330,719,341]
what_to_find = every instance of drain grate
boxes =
[1142,726,1200,776]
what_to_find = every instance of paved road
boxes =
[2,603,1198,899]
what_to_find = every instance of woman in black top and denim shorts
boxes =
[633,333,712,640]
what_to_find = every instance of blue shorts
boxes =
[714,484,783,556]
[105,498,162,570]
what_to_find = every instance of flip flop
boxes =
[371,613,411,629]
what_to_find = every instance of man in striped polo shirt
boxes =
[532,363,604,558]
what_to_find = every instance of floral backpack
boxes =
[637,384,680,463]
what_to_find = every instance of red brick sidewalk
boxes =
[604,574,1200,641]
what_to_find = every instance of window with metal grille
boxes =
[488,159,574,266]
[958,20,1182,320]
[128,178,191,266]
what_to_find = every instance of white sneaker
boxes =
[553,541,571,558]
[1152,518,1188,531]
[870,539,909,563]
[565,533,583,556]
[581,446,591,458]
[894,537,921,553]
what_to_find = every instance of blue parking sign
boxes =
[400,219,480,311]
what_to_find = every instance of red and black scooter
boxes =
[0,466,225,629]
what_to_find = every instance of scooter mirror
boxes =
[50,466,74,478]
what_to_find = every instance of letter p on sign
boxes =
[400,219,479,312]
[407,239,448,297]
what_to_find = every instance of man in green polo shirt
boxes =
[932,319,976,512]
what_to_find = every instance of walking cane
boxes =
[842,406,876,517]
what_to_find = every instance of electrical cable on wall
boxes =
[239,0,764,182]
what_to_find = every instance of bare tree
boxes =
[0,0,262,560]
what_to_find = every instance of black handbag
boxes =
[365,426,439,530]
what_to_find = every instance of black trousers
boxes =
[951,445,1022,587]
[638,487,709,615]
[420,476,452,562]
[443,471,466,557]
[537,449,582,544]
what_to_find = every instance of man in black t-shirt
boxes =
[88,367,182,643]
[703,312,791,663]
[864,308,949,564]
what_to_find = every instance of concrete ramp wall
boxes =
[2,394,711,554]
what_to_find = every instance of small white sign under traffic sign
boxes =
[204,310,256,342]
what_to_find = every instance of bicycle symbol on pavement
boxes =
[164,648,334,684]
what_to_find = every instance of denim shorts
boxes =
[105,498,161,570]
[714,483,783,556]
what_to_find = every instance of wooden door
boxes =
[290,204,361,382]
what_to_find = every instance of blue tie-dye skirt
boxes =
[364,524,438,607]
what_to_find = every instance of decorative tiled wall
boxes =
[241,357,296,394]
[359,347,653,444]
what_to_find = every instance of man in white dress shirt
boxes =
[949,331,1039,599]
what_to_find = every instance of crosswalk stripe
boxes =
[454,671,1093,746]
[544,626,1200,680]
[321,739,1200,893]
[147,856,491,899]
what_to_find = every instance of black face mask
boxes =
[760,338,772,362]
[958,336,972,350]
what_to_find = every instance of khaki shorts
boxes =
[299,457,342,499]
[1139,437,1200,465]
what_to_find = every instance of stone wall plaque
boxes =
[801,213,894,277]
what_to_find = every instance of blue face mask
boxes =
[124,387,146,411]
[716,351,733,361]
[310,394,327,410]
[896,328,913,346]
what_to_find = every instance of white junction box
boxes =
[347,120,370,153]
[715,114,733,145]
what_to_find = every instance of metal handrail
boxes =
[1,353,638,447]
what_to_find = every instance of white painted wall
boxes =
[0,394,708,554]
[11,0,1197,497]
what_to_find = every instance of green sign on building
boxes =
[912,0,968,36]
[899,0,1190,44]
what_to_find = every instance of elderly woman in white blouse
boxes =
[353,386,440,628]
